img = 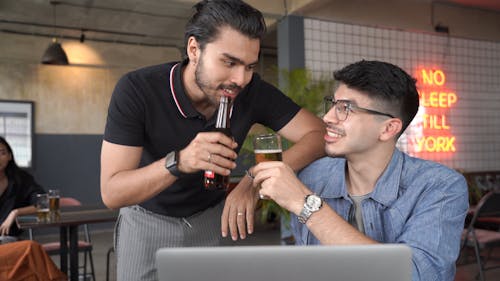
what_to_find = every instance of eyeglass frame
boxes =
[323,96,395,121]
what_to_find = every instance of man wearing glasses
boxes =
[252,60,468,281]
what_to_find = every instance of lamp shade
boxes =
[41,41,69,65]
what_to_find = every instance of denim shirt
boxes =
[292,149,469,281]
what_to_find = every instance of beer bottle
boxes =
[204,95,232,190]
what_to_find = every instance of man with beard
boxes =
[252,60,468,281]
[100,1,325,280]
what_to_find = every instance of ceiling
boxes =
[0,0,300,50]
[0,0,499,51]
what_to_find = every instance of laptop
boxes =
[156,244,412,281]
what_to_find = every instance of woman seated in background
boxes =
[0,136,45,243]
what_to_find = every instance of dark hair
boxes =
[333,60,419,133]
[183,0,266,59]
[0,136,21,182]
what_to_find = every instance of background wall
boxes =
[303,18,500,171]
[0,33,180,204]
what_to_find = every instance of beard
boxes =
[194,54,242,107]
[194,55,216,106]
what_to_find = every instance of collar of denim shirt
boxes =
[320,149,403,208]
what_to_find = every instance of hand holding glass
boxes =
[253,133,283,200]
[253,133,283,163]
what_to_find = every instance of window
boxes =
[0,100,34,168]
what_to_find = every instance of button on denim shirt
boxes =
[292,149,469,281]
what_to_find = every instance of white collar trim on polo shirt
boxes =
[169,63,187,118]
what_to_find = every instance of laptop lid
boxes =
[156,244,412,281]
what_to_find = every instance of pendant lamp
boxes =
[41,38,69,65]
[41,1,69,65]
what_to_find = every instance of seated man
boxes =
[0,240,67,281]
[252,60,468,281]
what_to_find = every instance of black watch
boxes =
[165,151,184,177]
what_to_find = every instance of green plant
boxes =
[279,68,331,114]
[241,68,332,155]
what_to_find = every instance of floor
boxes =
[456,248,500,281]
[36,221,282,281]
[34,222,500,281]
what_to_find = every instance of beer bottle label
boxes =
[204,170,215,179]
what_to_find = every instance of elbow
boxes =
[101,182,121,210]
[101,190,114,209]
[102,195,118,209]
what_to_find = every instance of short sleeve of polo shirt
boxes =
[243,75,301,132]
[104,73,146,146]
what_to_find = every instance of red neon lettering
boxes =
[422,114,450,130]
[419,91,457,108]
[421,69,445,86]
[415,136,456,152]
[446,92,457,107]
[415,67,457,154]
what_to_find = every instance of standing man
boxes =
[253,60,468,281]
[100,1,325,280]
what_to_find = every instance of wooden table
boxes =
[17,206,118,281]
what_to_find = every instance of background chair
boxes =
[106,246,115,281]
[461,191,500,281]
[41,197,96,281]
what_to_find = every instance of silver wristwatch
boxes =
[298,194,323,224]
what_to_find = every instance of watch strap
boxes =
[298,207,312,224]
[165,151,184,177]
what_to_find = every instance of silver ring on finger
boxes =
[207,152,212,163]
[237,212,244,216]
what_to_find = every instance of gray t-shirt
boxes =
[348,193,371,233]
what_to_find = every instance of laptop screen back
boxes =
[156,244,412,281]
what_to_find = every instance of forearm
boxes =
[295,204,377,245]
[101,157,176,209]
[1,206,38,235]
[282,129,326,172]
[277,108,326,172]
[13,206,37,216]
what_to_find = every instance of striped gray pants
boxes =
[115,202,224,281]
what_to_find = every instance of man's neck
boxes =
[345,146,395,196]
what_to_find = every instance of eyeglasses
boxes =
[323,96,395,121]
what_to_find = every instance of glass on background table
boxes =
[17,204,118,281]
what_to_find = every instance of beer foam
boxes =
[254,149,282,154]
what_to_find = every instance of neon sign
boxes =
[407,68,457,155]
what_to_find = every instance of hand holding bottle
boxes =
[176,132,238,176]
[204,96,235,190]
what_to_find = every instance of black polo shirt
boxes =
[104,61,300,217]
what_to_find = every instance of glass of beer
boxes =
[48,189,61,221]
[253,133,283,163]
[253,133,283,201]
[36,193,50,222]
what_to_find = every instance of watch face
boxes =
[306,194,322,210]
[165,151,177,168]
